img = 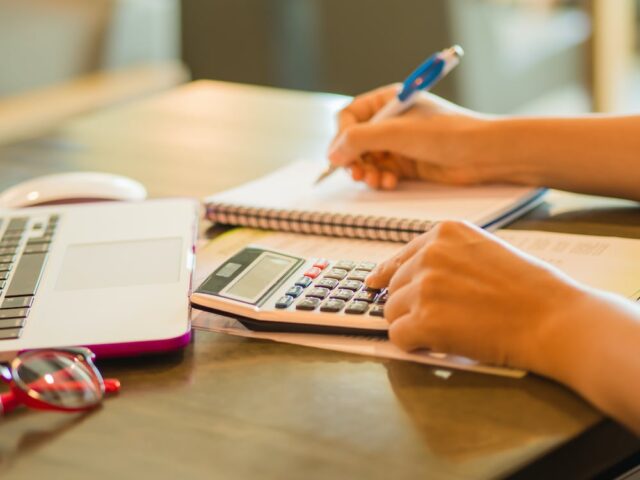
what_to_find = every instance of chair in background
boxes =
[0,0,187,145]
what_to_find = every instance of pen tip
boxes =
[451,45,464,58]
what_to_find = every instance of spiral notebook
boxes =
[205,160,545,242]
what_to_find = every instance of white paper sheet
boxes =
[193,228,640,378]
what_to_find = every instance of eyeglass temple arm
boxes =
[0,391,20,415]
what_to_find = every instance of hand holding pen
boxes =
[320,45,466,189]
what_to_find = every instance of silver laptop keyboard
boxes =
[0,214,58,340]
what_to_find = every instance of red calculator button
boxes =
[313,259,329,270]
[304,267,322,279]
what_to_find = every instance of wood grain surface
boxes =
[0,81,638,479]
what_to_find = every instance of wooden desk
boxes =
[0,81,638,479]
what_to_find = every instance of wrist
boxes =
[480,117,551,186]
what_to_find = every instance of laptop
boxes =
[0,198,198,360]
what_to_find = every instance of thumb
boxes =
[366,230,433,289]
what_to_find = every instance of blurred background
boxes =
[0,0,638,145]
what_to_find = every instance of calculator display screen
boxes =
[223,253,297,303]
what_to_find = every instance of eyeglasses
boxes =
[0,347,120,415]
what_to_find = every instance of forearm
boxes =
[536,289,640,433]
[487,115,640,202]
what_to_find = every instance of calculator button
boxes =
[356,261,377,272]
[304,267,322,279]
[369,305,385,317]
[294,276,312,288]
[353,290,377,303]
[375,290,388,304]
[330,289,354,302]
[345,301,369,315]
[347,270,369,282]
[275,296,295,309]
[320,299,346,313]
[286,286,304,298]
[339,280,362,291]
[315,278,339,290]
[334,260,356,271]
[324,268,348,280]
[306,287,330,299]
[296,297,321,311]
[313,259,329,269]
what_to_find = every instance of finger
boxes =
[328,120,407,168]
[350,163,365,181]
[363,163,381,189]
[388,314,431,352]
[380,170,399,190]
[337,84,401,132]
[383,283,415,323]
[366,231,433,289]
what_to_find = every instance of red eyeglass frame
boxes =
[0,347,120,415]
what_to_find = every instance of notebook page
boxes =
[206,159,541,225]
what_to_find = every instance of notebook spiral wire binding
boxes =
[208,203,435,242]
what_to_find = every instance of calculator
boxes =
[191,247,388,335]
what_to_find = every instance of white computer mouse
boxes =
[0,172,147,209]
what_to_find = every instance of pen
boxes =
[315,45,464,185]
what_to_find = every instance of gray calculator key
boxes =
[375,290,388,304]
[347,270,369,282]
[345,301,369,315]
[5,253,47,297]
[0,318,25,329]
[294,276,312,288]
[370,305,385,317]
[306,287,330,299]
[324,268,348,280]
[320,299,346,313]
[0,308,29,319]
[354,290,378,303]
[356,262,377,272]
[0,328,22,340]
[315,278,339,290]
[330,289,354,302]
[296,297,321,311]
[0,255,15,263]
[333,260,356,271]
[1,296,34,310]
[275,295,295,309]
[0,263,12,272]
[285,286,304,298]
[339,280,362,291]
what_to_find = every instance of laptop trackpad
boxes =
[56,238,183,291]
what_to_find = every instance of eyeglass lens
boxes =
[15,351,103,409]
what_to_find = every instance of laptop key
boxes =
[0,308,29,319]
[0,247,17,255]
[0,280,5,289]
[1,297,34,309]
[0,263,12,272]
[0,272,8,280]
[23,244,49,254]
[0,318,25,329]
[0,328,22,340]
[0,255,15,263]
[7,218,28,230]
[5,253,47,297]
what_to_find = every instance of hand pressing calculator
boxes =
[191,247,388,335]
